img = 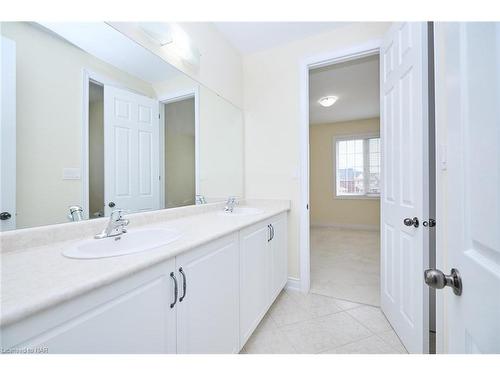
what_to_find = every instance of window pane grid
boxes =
[336,136,380,197]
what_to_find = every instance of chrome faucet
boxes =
[224,196,238,213]
[95,209,130,239]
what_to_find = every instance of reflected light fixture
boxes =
[138,22,173,46]
[318,95,338,107]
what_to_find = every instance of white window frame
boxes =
[334,133,380,200]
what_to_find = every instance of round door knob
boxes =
[0,212,12,220]
[108,202,116,208]
[403,217,419,228]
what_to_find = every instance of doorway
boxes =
[162,97,196,208]
[308,55,381,306]
[88,81,104,219]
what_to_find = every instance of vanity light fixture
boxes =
[318,95,338,107]
[138,22,173,46]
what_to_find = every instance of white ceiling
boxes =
[213,22,348,54]
[309,54,380,125]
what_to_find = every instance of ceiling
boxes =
[213,22,348,54]
[309,54,380,125]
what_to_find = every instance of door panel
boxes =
[380,22,429,353]
[104,86,159,215]
[176,234,239,353]
[239,222,271,345]
[435,22,500,354]
[270,214,287,301]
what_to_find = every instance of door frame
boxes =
[81,69,156,218]
[158,88,200,209]
[82,69,116,220]
[298,39,382,293]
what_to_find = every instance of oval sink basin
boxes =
[217,207,264,216]
[63,228,182,259]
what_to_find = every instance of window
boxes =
[335,136,380,197]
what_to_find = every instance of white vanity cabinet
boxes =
[1,258,178,354]
[175,233,240,353]
[1,212,288,354]
[239,213,287,346]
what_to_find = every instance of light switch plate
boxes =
[63,168,81,180]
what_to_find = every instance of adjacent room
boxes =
[309,54,381,306]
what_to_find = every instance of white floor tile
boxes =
[346,305,393,333]
[377,329,408,353]
[280,311,372,354]
[285,289,343,318]
[243,327,297,354]
[268,291,312,327]
[321,335,400,354]
[310,227,380,306]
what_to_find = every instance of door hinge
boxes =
[423,219,436,227]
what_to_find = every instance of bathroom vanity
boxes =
[0,200,289,354]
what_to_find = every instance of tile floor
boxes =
[241,227,407,354]
[241,290,407,354]
[310,227,381,306]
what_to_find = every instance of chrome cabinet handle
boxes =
[267,224,272,242]
[179,267,187,302]
[270,224,275,241]
[170,272,178,308]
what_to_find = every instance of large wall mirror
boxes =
[0,22,244,231]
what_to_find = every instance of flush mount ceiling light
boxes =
[318,95,338,107]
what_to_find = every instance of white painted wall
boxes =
[154,78,245,201]
[242,22,391,279]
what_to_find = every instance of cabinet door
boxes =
[175,234,239,353]
[239,221,271,345]
[270,213,288,301]
[4,259,177,354]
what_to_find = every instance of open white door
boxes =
[104,85,160,215]
[434,22,500,354]
[0,36,16,231]
[380,22,429,353]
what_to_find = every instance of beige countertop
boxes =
[0,200,290,327]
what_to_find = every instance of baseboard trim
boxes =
[285,277,301,291]
[311,222,379,231]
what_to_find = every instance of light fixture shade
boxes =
[138,22,173,46]
[318,95,338,107]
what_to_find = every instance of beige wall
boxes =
[243,22,390,279]
[310,118,380,229]
[165,98,196,208]
[2,22,154,228]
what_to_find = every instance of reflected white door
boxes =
[0,37,16,231]
[380,22,429,353]
[434,22,500,354]
[104,86,159,215]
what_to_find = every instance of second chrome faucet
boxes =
[95,209,130,239]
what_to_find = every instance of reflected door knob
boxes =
[403,217,419,228]
[108,202,116,208]
[0,212,12,220]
